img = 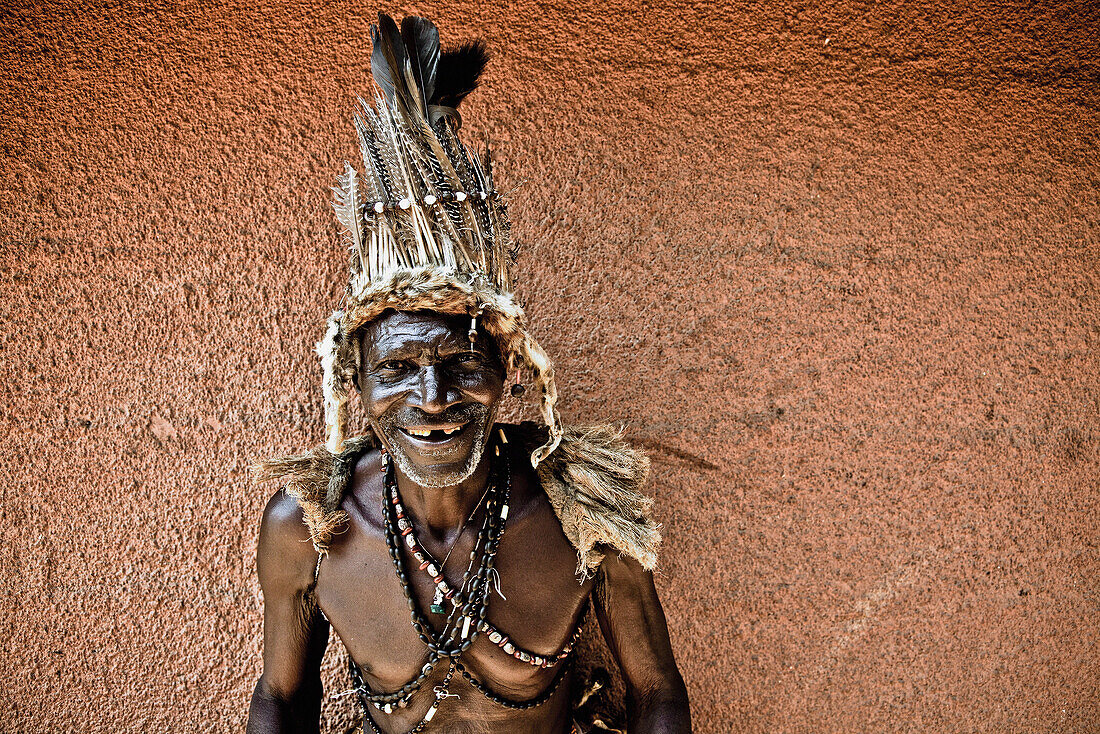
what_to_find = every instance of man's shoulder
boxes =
[257,489,321,593]
[261,488,311,540]
[252,434,380,554]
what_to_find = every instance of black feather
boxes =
[400,16,440,112]
[370,13,408,103]
[369,24,393,100]
[432,41,489,108]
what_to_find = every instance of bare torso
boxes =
[314,432,595,733]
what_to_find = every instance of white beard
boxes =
[375,404,497,489]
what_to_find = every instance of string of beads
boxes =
[353,451,504,713]
[369,189,500,214]
[396,472,581,670]
[358,660,456,734]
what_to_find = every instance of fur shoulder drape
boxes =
[515,422,661,577]
[252,424,660,576]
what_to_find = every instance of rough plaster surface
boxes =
[2,0,1098,731]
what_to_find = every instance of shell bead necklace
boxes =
[352,446,507,729]
[393,462,582,670]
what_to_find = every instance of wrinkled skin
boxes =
[362,311,503,490]
[248,312,691,733]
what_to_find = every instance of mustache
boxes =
[381,403,488,429]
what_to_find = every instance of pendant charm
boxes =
[430,585,445,614]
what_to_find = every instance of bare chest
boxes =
[314,493,594,698]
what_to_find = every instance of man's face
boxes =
[358,311,505,489]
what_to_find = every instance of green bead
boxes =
[430,603,445,614]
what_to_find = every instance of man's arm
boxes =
[593,553,692,733]
[247,491,331,734]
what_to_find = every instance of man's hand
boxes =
[594,553,692,733]
[247,491,331,734]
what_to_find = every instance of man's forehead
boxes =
[361,311,482,357]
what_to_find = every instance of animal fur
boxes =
[252,434,378,553]
[253,423,660,575]
[522,423,660,576]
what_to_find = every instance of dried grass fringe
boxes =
[523,423,661,578]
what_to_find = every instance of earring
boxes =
[468,307,484,343]
[510,369,525,397]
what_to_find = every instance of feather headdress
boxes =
[319,14,562,466]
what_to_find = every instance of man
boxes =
[247,14,690,733]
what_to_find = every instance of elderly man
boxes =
[247,14,690,734]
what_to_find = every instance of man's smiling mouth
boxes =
[400,422,468,442]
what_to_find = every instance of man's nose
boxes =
[411,365,459,414]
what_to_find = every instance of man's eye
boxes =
[452,354,483,368]
[376,360,409,372]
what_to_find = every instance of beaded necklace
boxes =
[351,445,505,731]
[392,451,582,670]
[349,430,586,731]
[421,483,491,614]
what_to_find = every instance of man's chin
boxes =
[378,421,492,489]
[400,460,479,489]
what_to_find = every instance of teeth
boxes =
[405,425,463,438]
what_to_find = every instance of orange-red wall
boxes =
[3,1,1098,731]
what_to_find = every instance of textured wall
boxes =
[2,0,1098,731]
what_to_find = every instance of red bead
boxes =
[419,561,430,570]
[402,527,413,536]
